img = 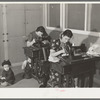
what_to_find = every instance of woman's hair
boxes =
[2,60,11,67]
[60,29,73,39]
[36,26,48,36]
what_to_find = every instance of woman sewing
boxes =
[27,26,51,47]
[47,29,73,87]
[26,26,51,83]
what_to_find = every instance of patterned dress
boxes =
[47,39,74,87]
[24,62,33,79]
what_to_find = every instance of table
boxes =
[23,47,100,87]
[63,56,100,87]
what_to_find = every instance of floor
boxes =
[0,65,39,88]
[0,65,100,88]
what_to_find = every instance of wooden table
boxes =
[63,56,100,87]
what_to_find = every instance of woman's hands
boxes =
[61,48,65,54]
[27,39,36,47]
[61,48,69,56]
[1,77,6,79]
[32,39,36,44]
[42,40,49,44]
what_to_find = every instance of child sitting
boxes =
[22,57,33,79]
[0,60,15,86]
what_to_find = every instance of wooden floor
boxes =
[0,65,100,88]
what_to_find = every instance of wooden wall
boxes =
[0,4,43,66]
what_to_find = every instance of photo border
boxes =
[0,0,100,99]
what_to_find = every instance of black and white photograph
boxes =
[0,1,100,98]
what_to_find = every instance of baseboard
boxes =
[12,62,23,67]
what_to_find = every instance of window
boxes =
[90,4,100,32]
[65,4,85,30]
[47,4,60,28]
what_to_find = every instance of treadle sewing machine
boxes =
[61,44,100,87]
[23,46,50,83]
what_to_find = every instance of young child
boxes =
[47,29,74,87]
[22,57,33,79]
[0,60,15,86]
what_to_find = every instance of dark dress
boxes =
[27,31,52,87]
[27,31,37,42]
[27,31,51,46]
[2,68,15,84]
[27,31,51,60]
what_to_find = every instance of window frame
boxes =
[44,3,100,37]
[44,3,62,31]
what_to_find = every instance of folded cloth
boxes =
[87,44,100,57]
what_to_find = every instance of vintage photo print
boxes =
[0,0,100,98]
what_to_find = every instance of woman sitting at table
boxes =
[47,29,74,87]
[26,26,51,47]
[26,26,51,83]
